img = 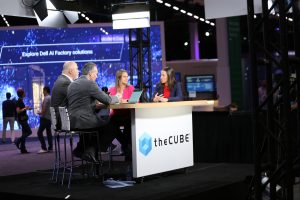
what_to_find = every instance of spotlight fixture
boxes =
[33,0,78,28]
[33,0,48,21]
[112,2,150,29]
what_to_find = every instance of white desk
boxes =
[110,100,214,178]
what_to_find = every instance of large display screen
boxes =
[0,23,164,130]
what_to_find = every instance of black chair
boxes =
[58,107,103,189]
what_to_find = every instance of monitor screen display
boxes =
[185,75,216,93]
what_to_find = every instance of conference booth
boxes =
[110,100,215,178]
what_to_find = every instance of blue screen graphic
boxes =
[185,75,215,93]
[0,24,163,130]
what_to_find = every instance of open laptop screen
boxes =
[128,90,143,103]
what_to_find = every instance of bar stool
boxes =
[58,107,103,189]
[50,107,62,182]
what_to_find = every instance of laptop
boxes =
[128,90,143,104]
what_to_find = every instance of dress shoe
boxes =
[82,152,99,163]
[82,146,99,163]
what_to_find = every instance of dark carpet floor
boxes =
[0,162,253,200]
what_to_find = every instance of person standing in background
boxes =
[14,88,32,154]
[2,92,16,143]
[37,86,53,153]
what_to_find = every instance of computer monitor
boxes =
[185,74,216,99]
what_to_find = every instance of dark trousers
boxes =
[16,120,32,151]
[110,115,131,151]
[37,117,53,150]
[74,122,119,154]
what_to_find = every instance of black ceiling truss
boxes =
[247,0,300,200]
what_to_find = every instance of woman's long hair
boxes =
[161,67,176,89]
[115,69,128,91]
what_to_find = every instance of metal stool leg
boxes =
[68,134,74,189]
[56,134,61,182]
[51,131,58,181]
[53,133,62,183]
[61,132,67,186]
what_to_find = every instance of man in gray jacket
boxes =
[67,62,118,160]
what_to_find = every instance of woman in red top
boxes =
[153,67,183,102]
[108,69,134,158]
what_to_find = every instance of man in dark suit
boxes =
[51,61,79,108]
[51,61,79,129]
[67,62,118,160]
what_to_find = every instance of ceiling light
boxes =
[1,15,10,27]
[112,2,150,29]
[154,1,215,27]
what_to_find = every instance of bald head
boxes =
[62,61,79,80]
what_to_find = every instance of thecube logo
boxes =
[139,133,152,156]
